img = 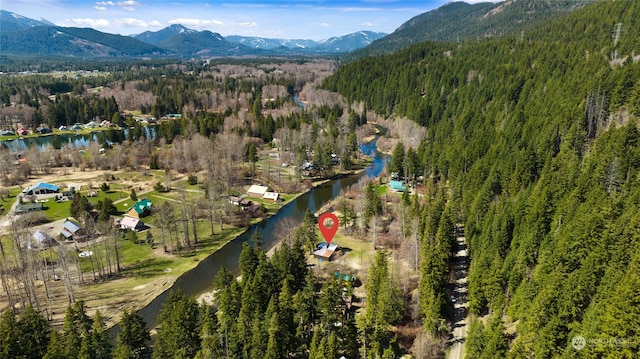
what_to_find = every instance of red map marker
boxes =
[318,212,339,244]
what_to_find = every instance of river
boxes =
[120,137,389,333]
[0,126,156,152]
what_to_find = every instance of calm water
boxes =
[0,126,156,152]
[0,133,98,152]
[119,137,388,333]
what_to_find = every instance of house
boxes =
[17,128,29,136]
[23,182,60,196]
[247,185,269,199]
[127,198,152,218]
[15,202,43,214]
[389,180,406,192]
[0,130,15,136]
[263,191,279,202]
[28,231,54,250]
[120,216,145,231]
[313,242,339,261]
[60,220,86,242]
[59,125,68,131]
[35,127,52,134]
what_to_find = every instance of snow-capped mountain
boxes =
[0,10,55,32]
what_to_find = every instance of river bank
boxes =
[126,137,388,331]
[0,166,335,329]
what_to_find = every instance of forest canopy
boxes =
[324,0,640,357]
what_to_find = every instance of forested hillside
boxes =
[346,0,592,60]
[325,1,640,357]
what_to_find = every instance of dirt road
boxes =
[448,231,469,359]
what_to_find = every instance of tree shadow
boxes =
[121,258,174,278]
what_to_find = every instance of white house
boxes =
[120,216,145,231]
[247,185,269,198]
[263,191,279,202]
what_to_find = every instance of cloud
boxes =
[359,22,378,27]
[318,22,330,27]
[168,18,225,28]
[94,1,114,10]
[238,22,257,28]
[70,18,110,28]
[149,20,161,27]
[117,0,140,12]
[115,17,151,27]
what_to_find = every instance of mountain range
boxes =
[0,10,385,59]
[0,0,591,60]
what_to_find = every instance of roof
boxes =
[121,216,141,228]
[16,202,43,212]
[389,180,406,191]
[313,242,338,260]
[130,198,152,214]
[263,191,279,201]
[247,185,269,196]
[63,220,81,233]
[32,231,53,244]
[26,182,59,192]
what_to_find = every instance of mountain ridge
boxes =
[348,0,594,60]
[0,10,54,32]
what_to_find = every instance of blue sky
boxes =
[2,0,493,40]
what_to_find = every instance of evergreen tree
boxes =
[153,290,200,359]
[300,209,319,254]
[364,181,383,226]
[116,308,149,357]
[390,141,406,178]
[239,242,259,281]
[63,301,92,359]
[42,330,65,359]
[97,197,116,222]
[248,311,266,359]
[293,270,316,349]
[19,305,51,359]
[263,312,282,359]
[308,328,321,359]
[0,310,19,359]
[195,306,222,359]
[70,194,92,219]
[465,318,486,359]
[318,275,343,334]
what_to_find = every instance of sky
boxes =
[2,0,494,41]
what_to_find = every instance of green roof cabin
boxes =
[127,198,152,218]
[389,180,406,192]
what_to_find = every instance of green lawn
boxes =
[39,189,128,221]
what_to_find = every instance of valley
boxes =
[2,0,640,358]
